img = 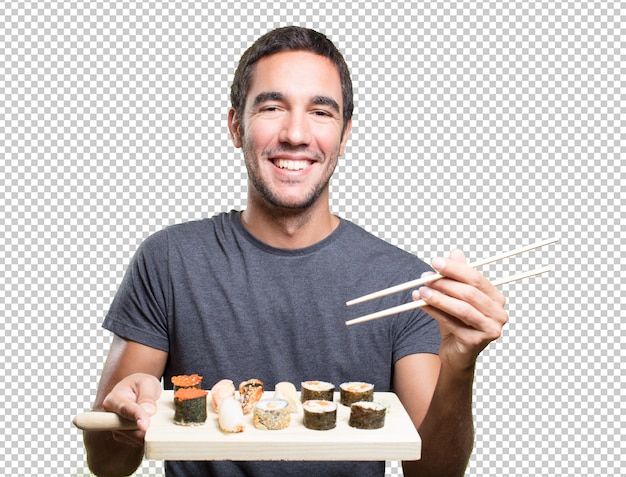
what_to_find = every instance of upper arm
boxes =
[92,334,168,409]
[393,353,441,429]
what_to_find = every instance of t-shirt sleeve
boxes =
[102,231,170,352]
[392,292,442,363]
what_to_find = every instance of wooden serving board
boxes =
[144,391,420,461]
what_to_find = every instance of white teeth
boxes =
[274,159,309,171]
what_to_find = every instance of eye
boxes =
[312,109,337,120]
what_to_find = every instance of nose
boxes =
[278,111,312,146]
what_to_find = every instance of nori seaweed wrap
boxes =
[348,401,386,429]
[339,382,374,407]
[302,399,337,430]
[173,387,208,426]
[301,381,335,402]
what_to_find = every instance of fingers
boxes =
[428,251,507,308]
[420,276,506,329]
[447,248,467,263]
[417,287,506,344]
[414,250,509,343]
[102,373,162,445]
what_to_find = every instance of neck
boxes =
[241,195,339,249]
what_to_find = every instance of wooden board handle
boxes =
[72,411,138,431]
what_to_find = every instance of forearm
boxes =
[84,430,144,477]
[403,364,475,477]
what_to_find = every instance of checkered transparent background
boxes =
[1,1,623,476]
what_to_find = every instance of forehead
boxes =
[246,51,343,109]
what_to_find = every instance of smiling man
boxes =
[229,49,352,248]
[84,26,508,477]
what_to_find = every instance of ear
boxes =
[339,117,353,156]
[228,108,243,148]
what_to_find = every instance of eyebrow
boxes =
[252,91,341,113]
[252,91,285,108]
[312,95,340,113]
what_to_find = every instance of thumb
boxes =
[133,375,162,427]
[448,248,467,263]
[139,401,157,416]
[103,373,161,430]
[132,398,158,433]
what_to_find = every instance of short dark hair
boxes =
[230,26,353,132]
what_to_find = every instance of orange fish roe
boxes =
[171,374,203,388]
[174,387,208,402]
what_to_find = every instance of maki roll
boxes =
[348,401,386,430]
[339,382,374,407]
[302,399,337,430]
[171,373,202,391]
[173,387,208,426]
[253,399,291,430]
[301,381,335,402]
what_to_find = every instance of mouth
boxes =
[271,158,313,171]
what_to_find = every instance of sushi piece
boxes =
[253,399,291,430]
[173,387,208,426]
[273,382,300,413]
[302,399,337,430]
[211,379,235,411]
[348,401,386,429]
[301,381,335,402]
[218,397,246,433]
[171,373,203,391]
[239,378,264,414]
[339,382,374,407]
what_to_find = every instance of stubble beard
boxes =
[242,137,340,212]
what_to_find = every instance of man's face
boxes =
[229,50,352,211]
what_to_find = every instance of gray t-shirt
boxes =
[103,211,440,476]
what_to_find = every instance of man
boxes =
[84,26,507,477]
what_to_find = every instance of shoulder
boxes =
[141,211,239,248]
[338,219,426,264]
[331,218,432,289]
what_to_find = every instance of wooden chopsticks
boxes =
[344,237,559,326]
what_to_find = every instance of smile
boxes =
[272,159,312,171]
